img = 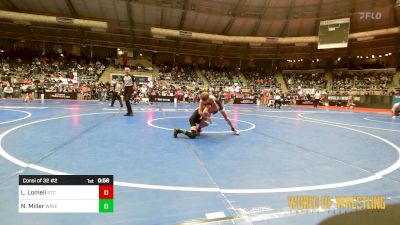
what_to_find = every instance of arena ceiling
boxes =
[0,0,399,59]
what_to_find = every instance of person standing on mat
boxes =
[110,80,123,108]
[122,68,135,116]
[274,92,281,109]
[313,90,321,108]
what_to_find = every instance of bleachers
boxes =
[243,71,279,90]
[1,47,398,101]
[157,64,203,88]
[200,68,242,90]
[283,71,327,92]
[0,48,106,83]
[332,69,394,91]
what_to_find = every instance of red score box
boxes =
[99,185,114,199]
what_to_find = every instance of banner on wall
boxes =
[44,92,77,100]
[327,96,361,102]
[295,100,314,105]
[393,96,400,105]
[149,95,174,102]
[234,98,257,104]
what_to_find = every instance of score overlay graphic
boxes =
[19,175,114,213]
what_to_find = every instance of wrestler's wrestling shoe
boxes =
[232,128,240,135]
[173,128,182,138]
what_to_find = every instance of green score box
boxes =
[99,199,114,213]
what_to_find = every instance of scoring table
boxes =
[19,175,113,213]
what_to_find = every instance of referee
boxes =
[110,80,123,108]
[122,68,135,116]
[274,92,281,109]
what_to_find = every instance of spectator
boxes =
[314,90,321,108]
[3,84,13,98]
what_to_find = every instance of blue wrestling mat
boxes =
[0,99,399,225]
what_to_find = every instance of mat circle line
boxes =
[296,112,400,132]
[0,109,32,125]
[364,117,400,124]
[147,116,256,133]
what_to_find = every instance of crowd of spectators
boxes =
[0,48,106,82]
[1,47,398,103]
[333,71,394,91]
[201,67,242,89]
[243,71,279,90]
[0,48,108,99]
[284,73,327,92]
[157,63,203,88]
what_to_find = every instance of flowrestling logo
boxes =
[359,12,382,20]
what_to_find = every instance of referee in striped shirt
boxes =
[123,68,135,116]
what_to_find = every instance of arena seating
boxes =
[0,48,106,82]
[243,71,279,90]
[201,68,242,89]
[157,64,203,87]
[283,72,327,91]
[332,70,394,91]
[1,48,398,102]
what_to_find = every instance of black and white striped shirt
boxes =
[123,75,134,87]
